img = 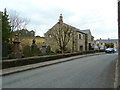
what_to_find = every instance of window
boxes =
[91,37,94,41]
[26,31,28,34]
[83,35,85,39]
[48,34,52,38]
[79,34,81,39]
[68,32,72,37]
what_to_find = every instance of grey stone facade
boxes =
[45,14,94,53]
[81,29,94,50]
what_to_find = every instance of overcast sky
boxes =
[1,0,118,39]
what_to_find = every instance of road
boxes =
[2,53,118,88]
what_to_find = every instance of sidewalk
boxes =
[1,53,104,76]
[114,58,120,88]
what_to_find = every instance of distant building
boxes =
[45,14,94,53]
[94,38,118,50]
[14,29,35,37]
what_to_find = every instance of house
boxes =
[81,29,94,51]
[45,14,94,53]
[94,38,118,50]
[14,29,35,37]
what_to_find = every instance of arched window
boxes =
[68,32,72,37]
[48,34,52,38]
[79,34,81,39]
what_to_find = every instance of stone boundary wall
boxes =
[1,50,104,69]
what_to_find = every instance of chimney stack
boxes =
[59,14,63,24]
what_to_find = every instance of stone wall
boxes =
[1,50,105,69]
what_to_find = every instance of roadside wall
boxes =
[1,50,104,69]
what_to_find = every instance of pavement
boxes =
[1,52,105,76]
[114,58,120,88]
[2,53,118,88]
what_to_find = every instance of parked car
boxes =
[100,47,104,50]
[113,48,118,53]
[105,48,115,53]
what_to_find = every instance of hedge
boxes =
[1,50,104,69]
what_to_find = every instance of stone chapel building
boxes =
[45,14,94,53]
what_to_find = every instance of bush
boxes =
[46,45,51,54]
[55,49,62,53]
[21,54,25,58]
[23,45,32,57]
[31,44,40,56]
[8,54,13,59]
[7,43,13,54]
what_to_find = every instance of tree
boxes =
[0,11,2,42]
[8,10,29,43]
[52,24,73,53]
[2,8,12,43]
[105,43,114,48]
[46,45,51,54]
[2,8,13,55]
[8,10,29,31]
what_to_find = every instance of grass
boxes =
[19,37,45,50]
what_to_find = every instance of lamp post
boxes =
[118,0,120,88]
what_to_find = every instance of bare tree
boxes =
[52,24,73,53]
[8,10,29,31]
[8,10,29,43]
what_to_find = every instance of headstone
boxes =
[41,42,46,56]
[2,42,8,59]
[12,34,21,58]
[31,39,38,56]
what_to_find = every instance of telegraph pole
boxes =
[118,0,120,88]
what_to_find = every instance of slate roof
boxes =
[62,23,86,34]
[47,22,90,35]
[96,39,118,43]
[80,29,91,34]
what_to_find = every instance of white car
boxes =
[105,48,115,53]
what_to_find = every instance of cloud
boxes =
[0,0,118,39]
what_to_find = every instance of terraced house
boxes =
[45,14,94,53]
[94,38,118,50]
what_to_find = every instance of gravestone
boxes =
[31,39,38,56]
[12,34,21,58]
[2,42,8,59]
[41,42,46,56]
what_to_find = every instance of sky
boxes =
[0,0,118,39]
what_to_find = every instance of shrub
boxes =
[21,54,25,58]
[8,54,13,59]
[55,49,62,53]
[46,45,51,54]
[23,45,32,57]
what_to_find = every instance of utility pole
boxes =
[118,0,120,88]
